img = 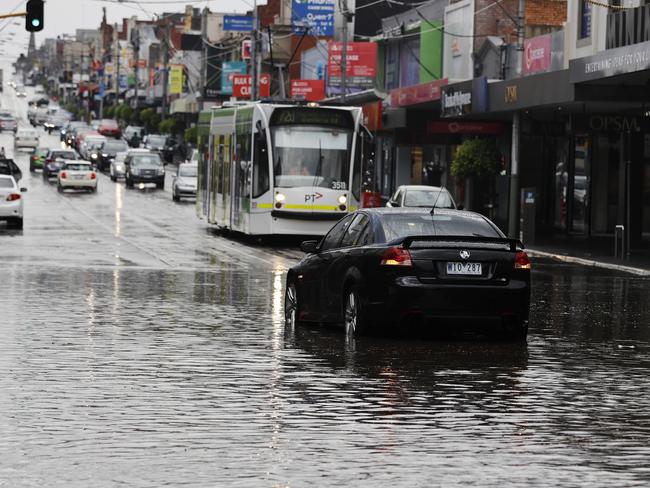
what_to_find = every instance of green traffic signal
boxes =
[26,0,44,32]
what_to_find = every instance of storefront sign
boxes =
[242,40,252,60]
[223,15,254,32]
[428,121,503,135]
[606,4,650,49]
[328,42,377,88]
[441,87,471,117]
[290,79,325,101]
[490,70,573,112]
[574,115,641,133]
[232,74,271,99]
[169,65,183,95]
[292,0,335,36]
[570,40,650,83]
[221,61,247,96]
[388,79,448,107]
[523,34,551,75]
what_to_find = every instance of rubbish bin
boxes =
[520,187,536,245]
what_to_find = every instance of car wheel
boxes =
[57,183,63,193]
[13,218,23,230]
[505,320,528,342]
[110,174,116,182]
[285,281,299,328]
[172,189,180,201]
[91,186,97,193]
[126,177,133,188]
[157,182,164,189]
[29,163,35,172]
[343,286,366,337]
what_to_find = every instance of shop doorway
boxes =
[590,133,625,235]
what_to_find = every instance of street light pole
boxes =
[251,0,258,101]
[161,22,170,120]
[339,0,354,102]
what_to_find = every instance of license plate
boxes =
[75,175,86,180]
[446,262,482,275]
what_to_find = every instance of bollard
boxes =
[614,225,625,260]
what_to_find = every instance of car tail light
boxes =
[90,172,97,180]
[515,251,531,270]
[60,171,68,179]
[380,247,413,266]
[6,193,20,201]
[47,157,53,163]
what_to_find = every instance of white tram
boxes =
[196,101,370,236]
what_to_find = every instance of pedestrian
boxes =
[0,147,5,158]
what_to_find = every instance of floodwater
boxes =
[2,89,650,487]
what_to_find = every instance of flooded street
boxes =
[2,92,650,487]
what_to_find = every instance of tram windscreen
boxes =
[272,126,351,189]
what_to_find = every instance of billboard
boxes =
[232,74,271,99]
[290,79,325,101]
[170,65,183,95]
[205,45,221,98]
[292,0,335,36]
[221,61,247,95]
[224,16,254,32]
[327,42,377,88]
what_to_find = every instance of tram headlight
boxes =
[275,192,286,203]
[338,195,347,205]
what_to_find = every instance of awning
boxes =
[323,88,387,106]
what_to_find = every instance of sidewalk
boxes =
[526,235,650,276]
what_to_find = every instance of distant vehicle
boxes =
[34,107,49,126]
[65,125,91,147]
[97,119,122,138]
[81,135,108,161]
[0,175,26,229]
[386,185,457,209]
[14,84,26,97]
[0,158,22,182]
[110,151,128,181]
[42,149,79,179]
[29,147,49,172]
[124,151,165,189]
[172,163,197,201]
[44,114,70,133]
[75,130,101,153]
[97,139,128,172]
[285,208,531,340]
[14,128,39,150]
[0,116,17,132]
[124,125,145,147]
[57,160,98,193]
[144,134,176,162]
[185,148,199,165]
[90,120,101,131]
[28,97,49,107]
[60,121,88,142]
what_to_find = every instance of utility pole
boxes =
[508,0,525,239]
[250,0,258,101]
[339,0,354,102]
[132,30,139,109]
[199,8,207,110]
[161,21,170,120]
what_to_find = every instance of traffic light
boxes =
[26,0,44,32]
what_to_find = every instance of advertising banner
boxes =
[232,74,271,99]
[523,34,551,75]
[205,45,220,98]
[170,65,184,94]
[327,42,377,87]
[387,79,448,107]
[221,61,247,95]
[290,79,325,101]
[292,0,335,36]
[242,39,252,60]
[224,15,254,32]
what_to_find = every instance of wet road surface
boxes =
[2,88,650,486]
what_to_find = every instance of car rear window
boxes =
[380,212,501,241]
[0,179,14,188]
[404,189,454,208]
[65,164,91,171]
[52,151,77,159]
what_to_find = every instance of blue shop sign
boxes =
[224,16,254,32]
[292,0,335,36]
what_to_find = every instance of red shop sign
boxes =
[523,34,551,75]
[327,42,377,78]
[389,79,448,107]
[232,74,271,99]
[290,79,325,101]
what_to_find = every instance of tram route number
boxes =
[331,181,347,190]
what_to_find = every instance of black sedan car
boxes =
[124,151,165,189]
[285,208,531,339]
[95,139,129,172]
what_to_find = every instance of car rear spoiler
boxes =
[393,235,524,252]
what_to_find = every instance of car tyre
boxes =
[29,162,35,172]
[110,174,116,182]
[157,181,164,190]
[57,182,63,193]
[126,176,133,189]
[285,281,300,328]
[13,218,23,230]
[172,189,180,202]
[343,285,366,337]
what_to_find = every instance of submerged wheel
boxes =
[344,286,365,337]
[285,281,298,328]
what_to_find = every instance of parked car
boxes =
[0,175,26,229]
[14,128,39,150]
[387,185,457,209]
[97,119,122,138]
[285,208,531,339]
[124,151,165,189]
[124,125,145,147]
[43,149,79,178]
[29,147,49,172]
[57,160,98,193]
[96,139,129,172]
[0,116,17,132]
[172,163,197,201]
[110,151,128,181]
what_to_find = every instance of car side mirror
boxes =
[20,187,27,192]
[300,240,319,254]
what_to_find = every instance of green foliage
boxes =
[451,138,501,180]
[116,104,133,124]
[184,125,197,144]
[158,117,184,134]
[103,105,115,118]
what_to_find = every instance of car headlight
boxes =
[102,153,108,158]
[157,168,165,175]
[338,195,348,205]
[275,192,286,202]
[91,154,98,159]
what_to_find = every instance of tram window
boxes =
[253,131,269,198]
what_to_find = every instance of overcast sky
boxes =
[0,0,254,56]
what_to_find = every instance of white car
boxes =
[14,128,39,149]
[0,175,25,229]
[57,160,98,193]
[172,163,197,201]
[386,185,457,209]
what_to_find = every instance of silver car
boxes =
[172,163,197,201]
[110,151,128,181]
[386,185,457,209]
